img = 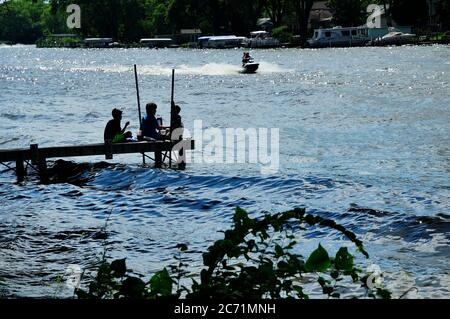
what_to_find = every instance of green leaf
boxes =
[330,270,340,279]
[285,240,297,249]
[274,244,284,258]
[376,288,392,299]
[335,247,354,271]
[75,288,90,299]
[293,285,308,299]
[110,259,127,278]
[119,277,146,299]
[318,276,327,287]
[149,268,172,297]
[234,207,248,223]
[323,286,334,295]
[246,239,256,251]
[305,244,331,272]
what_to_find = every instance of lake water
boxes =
[0,45,449,298]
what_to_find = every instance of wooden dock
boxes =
[0,139,195,182]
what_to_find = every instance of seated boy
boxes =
[104,108,132,143]
[140,102,167,141]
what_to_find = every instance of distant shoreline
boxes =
[2,37,450,49]
[21,40,450,49]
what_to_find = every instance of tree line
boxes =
[1,0,449,44]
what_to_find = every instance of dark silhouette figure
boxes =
[242,52,252,65]
[104,108,131,143]
[140,102,167,140]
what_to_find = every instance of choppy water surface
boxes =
[0,45,449,298]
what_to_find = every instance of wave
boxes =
[4,159,448,249]
[27,160,450,240]
[2,159,449,298]
[1,113,26,120]
[0,137,20,145]
[257,61,290,74]
[346,204,450,242]
[69,62,288,76]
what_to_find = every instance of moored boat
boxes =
[197,35,246,49]
[308,26,370,48]
[140,38,175,48]
[244,31,280,48]
[372,27,417,45]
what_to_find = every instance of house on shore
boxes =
[309,1,333,29]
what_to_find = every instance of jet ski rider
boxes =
[242,52,252,65]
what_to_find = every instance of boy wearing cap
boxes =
[104,108,132,143]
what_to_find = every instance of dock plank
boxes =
[0,140,195,162]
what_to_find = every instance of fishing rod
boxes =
[169,69,175,168]
[134,64,145,165]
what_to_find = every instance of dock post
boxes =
[155,149,162,168]
[38,155,48,183]
[15,153,26,182]
[105,140,113,160]
[30,144,39,165]
[178,144,186,170]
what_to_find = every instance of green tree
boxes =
[390,0,429,28]
[40,0,71,35]
[435,0,450,30]
[1,0,442,44]
[167,0,266,35]
[166,0,202,34]
[263,0,287,27]
[48,0,148,41]
[0,0,46,43]
[327,0,371,27]
[294,0,314,45]
[375,0,431,28]
[230,0,267,34]
[142,0,171,36]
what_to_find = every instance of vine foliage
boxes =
[75,207,391,299]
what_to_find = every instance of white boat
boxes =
[84,38,114,48]
[140,38,175,48]
[244,31,280,48]
[308,27,370,48]
[373,28,416,45]
[198,35,246,49]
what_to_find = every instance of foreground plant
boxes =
[75,207,391,299]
